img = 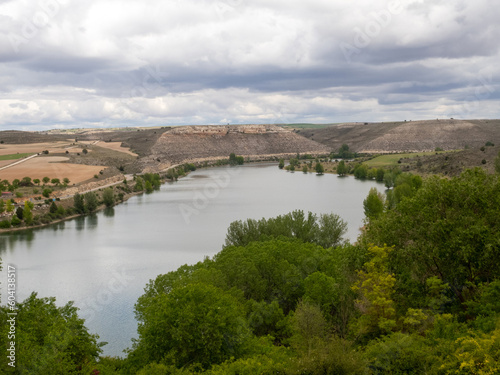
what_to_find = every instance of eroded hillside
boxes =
[299,119,500,153]
[150,124,330,165]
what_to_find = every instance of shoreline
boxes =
[0,154,325,235]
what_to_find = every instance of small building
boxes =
[1,192,13,199]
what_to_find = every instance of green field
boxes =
[364,151,450,167]
[0,153,34,161]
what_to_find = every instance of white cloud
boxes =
[0,0,498,129]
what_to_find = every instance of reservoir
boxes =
[0,163,381,357]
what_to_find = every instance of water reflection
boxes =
[104,208,115,217]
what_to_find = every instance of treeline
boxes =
[1,168,500,373]
[0,173,162,230]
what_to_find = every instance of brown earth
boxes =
[150,124,330,165]
[298,119,500,153]
[0,156,105,184]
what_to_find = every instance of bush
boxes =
[0,220,11,229]
[11,215,21,226]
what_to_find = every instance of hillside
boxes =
[150,124,330,164]
[298,119,500,153]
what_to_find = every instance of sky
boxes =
[0,0,499,130]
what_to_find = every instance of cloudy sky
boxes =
[0,0,499,130]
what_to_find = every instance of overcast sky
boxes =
[0,0,499,130]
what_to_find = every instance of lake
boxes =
[0,163,382,357]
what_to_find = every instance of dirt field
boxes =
[94,141,138,156]
[0,141,84,156]
[0,156,105,184]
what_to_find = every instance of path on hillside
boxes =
[0,153,39,171]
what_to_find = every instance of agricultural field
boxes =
[0,153,33,160]
[0,156,105,184]
[363,151,451,168]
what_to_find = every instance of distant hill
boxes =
[151,124,329,163]
[297,119,500,153]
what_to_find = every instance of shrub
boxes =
[11,215,21,226]
[0,220,11,229]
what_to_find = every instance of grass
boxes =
[364,151,452,168]
[0,153,34,161]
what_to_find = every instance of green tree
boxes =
[363,168,500,310]
[23,202,33,225]
[50,201,58,214]
[337,160,347,176]
[33,178,40,185]
[73,193,85,214]
[302,165,308,173]
[338,144,351,159]
[6,200,14,213]
[16,206,23,220]
[134,177,144,192]
[0,199,4,213]
[42,188,52,198]
[102,188,115,207]
[84,192,98,212]
[352,245,397,338]
[315,162,324,175]
[135,283,250,369]
[354,164,368,179]
[363,187,384,220]
[0,293,102,374]
[42,176,50,185]
[145,180,153,193]
[279,159,285,169]
[51,178,60,186]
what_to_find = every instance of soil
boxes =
[297,119,500,153]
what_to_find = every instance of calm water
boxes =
[0,163,381,357]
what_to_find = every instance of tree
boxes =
[82,148,88,154]
[16,206,23,220]
[337,160,347,176]
[354,164,368,179]
[50,201,58,214]
[73,193,85,214]
[42,188,52,198]
[135,283,250,369]
[63,177,70,186]
[23,202,33,225]
[338,144,352,159]
[20,176,32,186]
[84,192,98,212]
[0,199,4,213]
[363,168,500,310]
[102,188,115,207]
[0,293,102,374]
[33,178,40,185]
[42,176,50,185]
[363,187,384,220]
[352,245,397,337]
[315,162,324,175]
[51,178,60,186]
[302,165,308,173]
[495,151,500,173]
[278,159,285,169]
[6,200,14,213]
[134,177,144,192]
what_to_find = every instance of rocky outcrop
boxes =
[151,124,330,163]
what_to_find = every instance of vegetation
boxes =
[0,153,33,161]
